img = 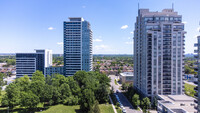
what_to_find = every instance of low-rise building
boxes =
[45,66,64,76]
[119,72,134,84]
[157,95,197,113]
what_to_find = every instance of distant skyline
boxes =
[0,0,200,54]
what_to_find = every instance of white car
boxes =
[122,108,126,113]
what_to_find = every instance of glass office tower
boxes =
[16,49,52,77]
[63,17,92,76]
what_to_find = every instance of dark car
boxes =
[116,90,119,93]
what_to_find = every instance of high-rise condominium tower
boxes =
[194,29,200,112]
[63,17,92,76]
[134,9,185,98]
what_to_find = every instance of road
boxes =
[109,75,142,113]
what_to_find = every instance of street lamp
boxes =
[7,106,9,113]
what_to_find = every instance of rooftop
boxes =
[68,17,84,21]
[158,95,197,113]
[139,9,181,17]
[120,72,133,76]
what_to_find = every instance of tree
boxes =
[141,97,151,113]
[122,83,129,91]
[15,75,30,92]
[90,100,100,113]
[63,95,79,105]
[1,95,8,106]
[32,70,45,83]
[45,75,52,85]
[52,74,68,87]
[0,73,6,93]
[51,87,62,104]
[67,76,81,97]
[30,80,45,102]
[41,84,53,103]
[60,83,72,102]
[116,102,120,109]
[95,83,109,103]
[80,88,96,112]
[20,91,40,108]
[111,86,114,94]
[4,83,20,108]
[132,94,140,108]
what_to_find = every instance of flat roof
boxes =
[120,72,133,76]
[158,95,197,113]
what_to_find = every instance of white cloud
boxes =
[48,27,55,30]
[125,41,133,45]
[121,25,128,29]
[82,5,86,8]
[93,39,103,42]
[182,21,187,24]
[93,45,115,54]
[128,37,131,40]
[130,31,134,34]
[94,45,109,50]
[57,42,63,46]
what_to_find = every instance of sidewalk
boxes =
[109,95,117,113]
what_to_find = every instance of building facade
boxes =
[16,49,52,77]
[45,66,64,76]
[63,17,92,76]
[134,9,185,98]
[194,35,200,112]
[16,53,37,77]
[119,72,134,84]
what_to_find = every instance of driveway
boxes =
[109,75,142,113]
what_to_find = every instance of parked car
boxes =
[122,108,126,113]
[116,90,119,93]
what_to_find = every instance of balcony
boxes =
[194,43,198,47]
[194,50,198,53]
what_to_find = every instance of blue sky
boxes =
[0,0,200,54]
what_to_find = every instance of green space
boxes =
[184,83,196,97]
[0,70,111,113]
[42,104,80,113]
[0,104,115,113]
[42,104,115,113]
[114,79,118,85]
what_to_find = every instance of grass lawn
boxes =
[41,104,115,113]
[184,83,196,97]
[99,104,115,113]
[41,104,81,113]
[114,79,118,85]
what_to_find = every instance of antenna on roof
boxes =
[199,21,200,32]
[138,3,140,10]
[172,3,174,11]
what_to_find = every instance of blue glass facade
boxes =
[64,17,92,76]
[16,49,52,78]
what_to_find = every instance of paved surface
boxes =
[109,95,117,113]
[109,75,142,113]
[184,80,197,86]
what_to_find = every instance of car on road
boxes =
[122,108,126,113]
[116,90,119,93]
